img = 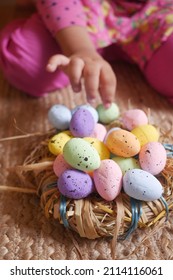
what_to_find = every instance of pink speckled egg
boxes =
[90,123,107,141]
[139,142,167,175]
[122,109,148,131]
[93,159,123,201]
[53,154,72,177]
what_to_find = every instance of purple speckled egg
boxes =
[57,169,95,199]
[69,108,95,137]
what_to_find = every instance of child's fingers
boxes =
[67,57,85,92]
[83,63,101,103]
[99,65,117,108]
[46,54,70,72]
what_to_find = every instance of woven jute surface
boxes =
[0,5,173,260]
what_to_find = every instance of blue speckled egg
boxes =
[58,169,95,199]
[48,104,72,130]
[123,169,163,201]
[70,108,95,137]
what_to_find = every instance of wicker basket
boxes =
[12,128,173,242]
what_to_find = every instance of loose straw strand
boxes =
[0,185,37,194]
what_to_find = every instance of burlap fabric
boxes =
[0,4,173,260]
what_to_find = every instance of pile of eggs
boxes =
[47,103,167,202]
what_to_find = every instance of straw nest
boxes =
[12,127,173,241]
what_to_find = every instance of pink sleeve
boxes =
[36,0,87,36]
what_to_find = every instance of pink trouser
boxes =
[0,13,173,104]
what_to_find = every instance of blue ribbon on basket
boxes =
[160,196,169,222]
[119,195,169,240]
[59,194,69,228]
[163,143,173,158]
[120,197,142,240]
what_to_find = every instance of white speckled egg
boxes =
[70,108,95,137]
[123,169,163,201]
[93,159,123,201]
[58,169,95,199]
[139,142,167,175]
[63,138,100,171]
[71,104,99,123]
[48,104,72,130]
[122,109,148,130]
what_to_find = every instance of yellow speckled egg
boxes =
[131,124,159,146]
[84,137,110,160]
[106,129,140,157]
[48,130,73,155]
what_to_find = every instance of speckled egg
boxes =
[93,159,123,201]
[70,108,95,137]
[112,156,140,175]
[106,129,140,157]
[71,104,99,123]
[48,131,73,155]
[58,169,95,199]
[48,104,72,130]
[96,103,120,124]
[53,154,72,177]
[139,142,167,175]
[104,127,121,143]
[63,138,100,171]
[90,123,107,141]
[122,109,148,131]
[123,169,163,201]
[84,137,110,160]
[131,124,159,146]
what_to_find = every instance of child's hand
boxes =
[46,50,116,108]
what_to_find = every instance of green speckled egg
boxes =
[112,156,140,175]
[96,103,120,124]
[63,138,101,171]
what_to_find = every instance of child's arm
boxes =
[47,26,117,108]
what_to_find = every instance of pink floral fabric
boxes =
[37,0,173,68]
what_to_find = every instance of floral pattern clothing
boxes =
[37,0,173,68]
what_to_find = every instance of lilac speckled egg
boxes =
[139,142,167,175]
[70,108,95,137]
[123,169,163,201]
[53,154,72,177]
[93,159,123,201]
[122,109,148,131]
[71,104,99,123]
[58,169,95,199]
